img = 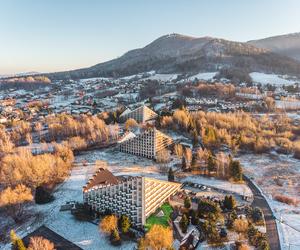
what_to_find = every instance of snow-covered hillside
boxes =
[250,72,297,85]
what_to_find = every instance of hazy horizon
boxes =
[1,0,299,75]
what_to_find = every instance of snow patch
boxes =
[250,72,296,86]
[188,72,217,81]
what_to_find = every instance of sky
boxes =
[1,0,300,75]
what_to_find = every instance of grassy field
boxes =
[145,203,173,230]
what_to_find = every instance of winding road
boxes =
[243,175,281,250]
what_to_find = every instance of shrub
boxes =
[230,160,243,182]
[274,194,299,206]
[179,214,189,233]
[202,221,221,243]
[119,215,131,234]
[0,185,33,222]
[294,141,300,159]
[223,195,236,210]
[27,236,55,250]
[236,242,250,250]
[198,199,221,219]
[233,218,249,233]
[143,225,173,249]
[184,197,191,209]
[100,215,118,234]
[110,229,121,246]
[35,186,54,204]
[191,210,199,225]
[168,167,175,182]
[251,207,263,223]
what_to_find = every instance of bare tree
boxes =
[0,184,33,222]
[28,236,55,250]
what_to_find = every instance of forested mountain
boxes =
[248,33,300,62]
[42,33,300,80]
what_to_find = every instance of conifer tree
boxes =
[168,167,175,182]
[191,153,197,169]
[119,215,131,234]
[179,214,189,233]
[182,156,187,171]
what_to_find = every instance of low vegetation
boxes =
[145,203,173,230]
[160,108,300,158]
[0,185,33,222]
[138,224,173,250]
[274,194,299,206]
[0,145,73,188]
[27,236,55,250]
[99,214,133,246]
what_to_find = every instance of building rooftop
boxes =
[22,225,82,250]
[83,168,119,191]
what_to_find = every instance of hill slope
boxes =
[248,33,300,62]
[48,33,300,80]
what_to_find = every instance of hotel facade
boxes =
[118,128,173,159]
[83,168,181,227]
[120,105,158,123]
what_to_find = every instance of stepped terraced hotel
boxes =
[119,105,158,123]
[83,168,181,227]
[118,128,173,159]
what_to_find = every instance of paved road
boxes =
[244,175,281,250]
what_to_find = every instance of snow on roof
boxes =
[118,131,136,143]
[83,168,119,191]
[119,108,131,117]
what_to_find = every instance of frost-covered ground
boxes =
[178,175,252,197]
[276,100,300,110]
[250,72,296,86]
[1,157,136,250]
[143,73,178,82]
[237,152,300,249]
[4,145,297,249]
[1,147,171,249]
[188,72,217,81]
[76,147,171,180]
[79,77,111,83]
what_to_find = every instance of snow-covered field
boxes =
[237,152,300,249]
[79,77,111,83]
[188,72,217,81]
[276,100,300,110]
[143,73,178,82]
[250,72,296,86]
[1,155,136,250]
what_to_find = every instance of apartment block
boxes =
[118,128,173,159]
[120,105,158,123]
[83,168,181,227]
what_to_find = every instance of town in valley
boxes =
[0,1,300,250]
